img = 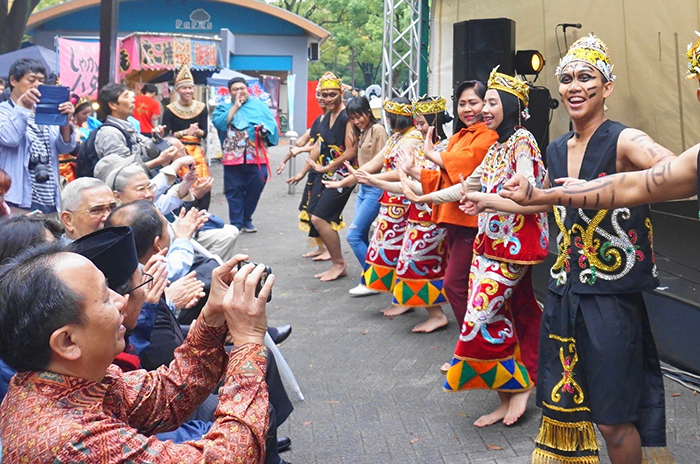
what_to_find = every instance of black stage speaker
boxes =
[453,18,515,87]
[523,86,553,162]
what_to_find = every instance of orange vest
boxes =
[420,122,497,227]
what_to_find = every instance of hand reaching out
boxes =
[191,177,214,199]
[143,251,169,304]
[165,271,206,310]
[305,157,326,173]
[173,207,208,240]
[286,172,304,185]
[499,173,536,205]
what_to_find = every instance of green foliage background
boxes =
[34,0,387,89]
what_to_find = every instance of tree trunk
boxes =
[0,0,42,55]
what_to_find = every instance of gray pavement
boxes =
[207,142,700,463]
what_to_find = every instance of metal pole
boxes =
[287,137,297,195]
[98,0,119,88]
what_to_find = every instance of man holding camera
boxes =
[0,244,274,463]
[212,77,278,233]
[0,58,75,214]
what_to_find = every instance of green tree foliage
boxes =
[273,0,384,89]
[0,0,64,54]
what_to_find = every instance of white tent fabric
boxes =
[206,68,257,87]
[429,1,700,155]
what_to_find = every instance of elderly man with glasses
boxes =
[59,177,118,243]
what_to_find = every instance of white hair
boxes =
[61,178,109,212]
[113,164,148,192]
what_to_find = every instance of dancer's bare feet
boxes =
[412,314,448,333]
[381,305,412,317]
[317,261,347,281]
[302,247,326,258]
[312,251,331,261]
[474,395,510,428]
[503,389,531,426]
[440,362,451,374]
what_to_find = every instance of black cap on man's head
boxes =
[71,226,138,290]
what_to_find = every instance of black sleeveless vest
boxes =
[546,120,659,295]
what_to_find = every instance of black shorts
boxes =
[307,176,353,227]
[539,291,666,446]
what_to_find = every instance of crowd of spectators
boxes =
[0,57,292,463]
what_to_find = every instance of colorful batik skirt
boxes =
[444,255,541,392]
[391,203,448,307]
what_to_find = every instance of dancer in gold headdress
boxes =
[461,35,675,463]
[162,65,212,209]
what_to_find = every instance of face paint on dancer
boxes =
[558,62,613,121]
[320,90,342,110]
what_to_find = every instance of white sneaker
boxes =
[348,284,380,297]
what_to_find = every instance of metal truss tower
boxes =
[381,0,429,100]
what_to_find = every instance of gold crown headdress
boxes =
[174,65,194,89]
[74,96,92,110]
[487,67,530,106]
[687,31,700,80]
[318,72,342,90]
[383,99,413,116]
[555,34,616,82]
[412,96,447,115]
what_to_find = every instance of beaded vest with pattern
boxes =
[546,120,659,295]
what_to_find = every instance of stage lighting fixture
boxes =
[515,50,545,75]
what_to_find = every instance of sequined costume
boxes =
[392,140,450,307]
[0,318,270,464]
[298,114,324,241]
[445,127,548,393]
[362,131,449,307]
[361,128,421,293]
[534,120,666,464]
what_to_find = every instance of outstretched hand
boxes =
[398,151,414,174]
[306,157,326,173]
[345,161,372,185]
[286,172,304,185]
[500,173,536,205]
[423,127,436,153]
[397,169,420,203]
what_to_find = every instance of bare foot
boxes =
[302,248,325,258]
[319,262,347,282]
[381,305,413,317]
[412,314,448,333]
[474,399,510,428]
[503,389,531,426]
[314,269,328,279]
[312,251,331,261]
[440,362,451,374]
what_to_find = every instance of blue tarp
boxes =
[0,45,58,81]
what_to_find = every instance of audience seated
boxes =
[59,177,116,242]
[0,242,272,462]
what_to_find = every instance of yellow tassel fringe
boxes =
[532,448,599,463]
[330,220,346,232]
[535,416,599,452]
[642,447,676,464]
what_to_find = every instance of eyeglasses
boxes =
[132,183,157,194]
[121,272,154,295]
[230,86,247,93]
[81,201,117,218]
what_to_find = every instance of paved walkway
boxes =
[206,143,700,463]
